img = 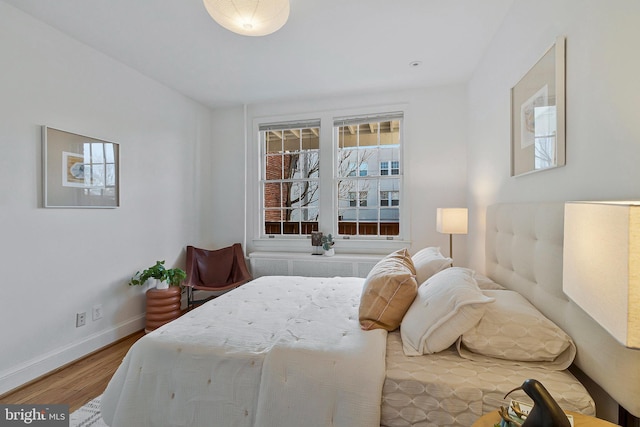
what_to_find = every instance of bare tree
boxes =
[282,152,320,221]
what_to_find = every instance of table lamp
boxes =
[563,201,640,349]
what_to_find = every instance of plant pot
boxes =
[324,248,335,257]
[145,286,181,333]
[147,278,169,289]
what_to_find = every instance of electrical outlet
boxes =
[76,312,86,327]
[92,304,103,321]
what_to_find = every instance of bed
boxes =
[101,202,640,426]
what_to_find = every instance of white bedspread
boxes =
[101,276,387,427]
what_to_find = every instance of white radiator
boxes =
[248,252,383,279]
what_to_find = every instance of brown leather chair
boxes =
[184,243,252,309]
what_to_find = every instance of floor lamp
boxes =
[436,208,468,259]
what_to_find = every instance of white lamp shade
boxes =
[436,208,468,235]
[563,201,640,349]
[203,0,290,36]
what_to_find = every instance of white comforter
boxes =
[101,276,387,427]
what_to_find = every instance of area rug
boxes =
[70,395,108,427]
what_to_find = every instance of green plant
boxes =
[321,234,334,251]
[128,260,186,287]
[165,266,187,287]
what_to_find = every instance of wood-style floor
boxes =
[0,330,144,412]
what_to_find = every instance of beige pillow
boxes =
[458,290,576,370]
[359,249,418,331]
[400,267,494,355]
[411,247,452,285]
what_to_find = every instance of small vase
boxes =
[147,278,169,289]
[324,248,335,257]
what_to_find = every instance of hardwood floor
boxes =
[0,330,144,412]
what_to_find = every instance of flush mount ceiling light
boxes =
[203,0,290,36]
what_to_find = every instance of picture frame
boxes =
[42,126,120,208]
[510,36,566,177]
[311,231,323,255]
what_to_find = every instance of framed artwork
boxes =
[311,231,323,255]
[511,36,566,177]
[43,126,120,208]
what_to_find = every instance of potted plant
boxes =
[128,260,186,289]
[321,234,335,256]
[128,260,187,333]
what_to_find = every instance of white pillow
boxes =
[458,290,576,369]
[400,267,494,355]
[411,247,452,285]
[473,272,505,290]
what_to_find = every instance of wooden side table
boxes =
[145,287,181,333]
[473,410,619,427]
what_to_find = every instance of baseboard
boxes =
[0,315,145,395]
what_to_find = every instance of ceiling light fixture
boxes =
[203,0,290,37]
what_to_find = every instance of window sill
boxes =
[250,237,410,255]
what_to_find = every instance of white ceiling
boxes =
[3,0,515,109]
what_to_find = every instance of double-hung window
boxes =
[256,111,405,247]
[335,113,403,237]
[260,120,320,236]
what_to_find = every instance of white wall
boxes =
[466,0,640,419]
[207,106,247,249]
[209,86,469,262]
[0,3,212,394]
[467,0,640,271]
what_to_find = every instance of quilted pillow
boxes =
[359,249,418,331]
[473,272,505,290]
[400,267,494,355]
[411,247,452,285]
[458,290,576,369]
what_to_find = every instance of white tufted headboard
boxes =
[485,203,640,420]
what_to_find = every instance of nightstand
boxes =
[473,410,619,427]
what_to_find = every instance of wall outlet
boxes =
[76,312,86,327]
[92,304,103,321]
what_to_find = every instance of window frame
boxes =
[259,120,321,237]
[248,105,411,254]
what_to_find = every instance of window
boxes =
[380,190,399,207]
[260,121,320,236]
[380,161,389,176]
[255,110,405,246]
[84,142,117,197]
[381,161,399,175]
[390,161,399,175]
[347,162,368,177]
[348,191,368,207]
[336,114,402,237]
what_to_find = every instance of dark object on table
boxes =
[504,379,571,427]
